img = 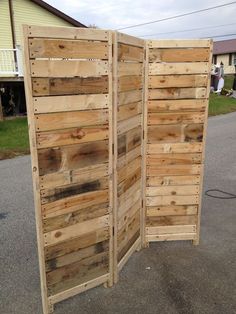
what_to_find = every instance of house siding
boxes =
[0,0,14,49]
[214,53,236,74]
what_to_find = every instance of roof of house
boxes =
[213,39,236,55]
[31,0,87,27]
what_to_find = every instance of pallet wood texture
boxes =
[23,24,212,314]
[145,39,212,244]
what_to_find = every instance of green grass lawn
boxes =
[209,93,236,116]
[0,117,29,160]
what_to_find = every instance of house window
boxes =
[229,53,232,65]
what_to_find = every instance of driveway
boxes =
[0,112,236,314]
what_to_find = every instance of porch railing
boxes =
[0,46,24,77]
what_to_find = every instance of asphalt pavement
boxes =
[0,112,236,314]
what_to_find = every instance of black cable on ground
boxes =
[205,189,236,199]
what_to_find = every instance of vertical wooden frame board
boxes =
[23,25,113,313]
[145,39,212,243]
[113,32,145,279]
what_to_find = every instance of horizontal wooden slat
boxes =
[38,140,108,176]
[118,180,141,207]
[147,142,203,154]
[37,126,109,148]
[149,88,207,100]
[40,163,109,190]
[118,75,142,92]
[44,215,109,246]
[117,115,141,135]
[118,126,142,157]
[148,99,207,112]
[118,43,144,62]
[147,164,201,176]
[149,48,210,62]
[149,63,208,75]
[36,110,108,132]
[149,75,208,88]
[118,200,140,230]
[118,63,143,77]
[118,90,142,106]
[147,175,201,186]
[117,146,141,170]
[146,225,196,235]
[147,233,196,242]
[29,38,108,59]
[27,25,109,41]
[146,195,199,206]
[33,94,109,114]
[146,215,197,226]
[32,77,108,96]
[147,153,202,165]
[146,205,198,217]
[118,156,141,184]
[118,102,142,121]
[148,39,211,48]
[42,189,109,219]
[118,32,144,47]
[146,185,199,196]
[148,112,205,125]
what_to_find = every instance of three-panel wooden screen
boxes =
[23,25,212,313]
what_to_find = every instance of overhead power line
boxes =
[201,33,236,38]
[117,1,236,31]
[139,22,236,37]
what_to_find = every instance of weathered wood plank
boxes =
[147,142,203,154]
[118,102,142,121]
[146,215,198,226]
[149,48,210,62]
[40,163,109,190]
[118,180,141,207]
[118,200,140,230]
[117,115,141,135]
[147,164,201,176]
[146,225,196,235]
[36,110,108,132]
[33,94,109,114]
[118,63,143,77]
[118,43,144,62]
[149,62,208,75]
[147,175,201,186]
[118,90,142,106]
[44,215,109,246]
[148,99,207,112]
[42,190,109,219]
[117,146,141,170]
[118,126,142,157]
[148,112,205,125]
[29,38,109,59]
[37,126,109,149]
[148,75,208,88]
[147,233,196,242]
[146,205,198,217]
[148,88,207,100]
[118,156,141,183]
[32,77,108,96]
[118,32,144,48]
[146,195,199,206]
[118,76,142,92]
[146,185,200,197]
[31,60,109,77]
[38,140,109,176]
[148,39,211,48]
[118,168,141,197]
[147,153,202,165]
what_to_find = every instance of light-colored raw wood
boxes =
[146,195,199,206]
[149,62,208,75]
[149,48,210,62]
[118,102,142,121]
[146,225,196,235]
[117,32,145,48]
[148,39,211,48]
[147,233,196,242]
[117,115,141,135]
[148,112,205,125]
[147,153,202,165]
[148,87,207,100]
[147,164,201,176]
[33,94,109,114]
[118,90,142,106]
[118,43,143,62]
[147,142,202,154]
[148,75,208,88]
[118,75,142,92]
[146,205,198,217]
[147,175,200,187]
[118,237,141,272]
[146,185,200,197]
[148,99,207,112]
[118,63,143,76]
[146,214,197,226]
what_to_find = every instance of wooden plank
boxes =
[40,163,109,190]
[117,156,141,183]
[146,225,196,235]
[118,76,142,92]
[148,112,205,125]
[147,175,200,186]
[147,164,201,176]
[146,185,200,197]
[118,102,142,121]
[148,99,207,112]
[118,43,143,62]
[146,195,199,206]
[118,200,141,230]
[117,32,144,48]
[147,153,202,165]
[31,60,109,78]
[32,77,108,96]
[117,146,141,170]
[147,233,196,241]
[148,88,207,100]
[37,126,109,149]
[146,215,197,226]
[42,190,109,219]
[149,63,208,75]
[148,39,211,48]
[118,90,142,106]
[146,205,198,217]
[118,126,142,157]
[118,237,141,272]
[149,48,210,62]
[117,115,141,135]
[118,63,143,76]
[44,215,109,246]
[148,75,208,88]
[118,168,141,197]
[26,25,109,41]
[29,38,109,59]
[118,180,141,207]
[36,110,108,132]
[38,140,109,176]
[33,94,109,114]
[147,142,203,154]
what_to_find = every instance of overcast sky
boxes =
[45,0,236,40]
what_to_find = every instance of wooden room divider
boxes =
[23,25,212,313]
